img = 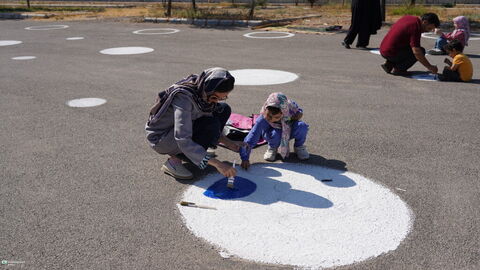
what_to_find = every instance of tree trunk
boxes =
[410,0,416,6]
[249,0,255,20]
[192,0,196,12]
[166,0,172,17]
[27,0,31,9]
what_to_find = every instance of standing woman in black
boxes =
[341,0,382,49]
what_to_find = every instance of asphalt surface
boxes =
[1,20,479,270]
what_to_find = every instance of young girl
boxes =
[240,93,309,170]
[428,16,470,55]
[438,40,473,82]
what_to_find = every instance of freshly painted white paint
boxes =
[66,37,85,40]
[179,163,413,269]
[66,98,106,108]
[11,56,36,60]
[411,74,438,81]
[25,25,69,30]
[243,31,295,39]
[133,28,180,35]
[230,69,298,85]
[0,40,22,46]
[370,49,381,55]
[99,47,154,55]
[422,32,480,41]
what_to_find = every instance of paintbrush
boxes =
[180,201,217,210]
[227,160,236,189]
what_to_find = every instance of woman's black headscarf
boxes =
[148,67,235,125]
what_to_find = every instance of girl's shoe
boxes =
[161,159,193,179]
[294,145,310,160]
[427,48,445,55]
[264,147,278,161]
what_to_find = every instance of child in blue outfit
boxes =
[240,92,309,170]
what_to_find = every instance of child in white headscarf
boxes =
[240,92,309,170]
[428,16,470,55]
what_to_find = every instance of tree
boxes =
[409,0,416,6]
[165,0,172,17]
[248,0,255,20]
[27,0,31,9]
[192,0,196,12]
[307,0,318,8]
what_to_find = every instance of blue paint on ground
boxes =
[203,176,257,199]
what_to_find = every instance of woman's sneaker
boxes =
[294,145,310,160]
[264,147,278,162]
[161,159,193,179]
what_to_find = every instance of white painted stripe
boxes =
[12,56,36,60]
[25,25,69,30]
[133,28,180,35]
[411,74,438,81]
[370,49,381,55]
[99,47,154,55]
[244,31,295,39]
[0,40,22,46]
[66,37,85,40]
[67,98,106,107]
[179,163,413,269]
[230,69,298,85]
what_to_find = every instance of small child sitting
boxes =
[240,92,309,170]
[428,16,470,55]
[438,39,473,82]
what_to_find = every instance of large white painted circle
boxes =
[66,98,106,107]
[230,69,298,85]
[133,28,180,35]
[99,47,154,55]
[12,56,36,60]
[422,32,480,41]
[244,31,295,39]
[0,40,22,46]
[179,163,413,269]
[25,25,69,30]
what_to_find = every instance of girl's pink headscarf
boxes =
[453,16,470,46]
[260,92,302,159]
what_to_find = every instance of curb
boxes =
[0,13,51,19]
[144,15,321,28]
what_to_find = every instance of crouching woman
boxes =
[145,67,241,180]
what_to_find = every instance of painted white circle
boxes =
[99,47,154,55]
[179,163,413,269]
[0,40,22,46]
[243,31,295,39]
[12,56,36,60]
[66,98,106,107]
[66,37,84,40]
[25,25,69,30]
[370,49,381,55]
[411,74,438,81]
[422,32,480,41]
[133,28,180,35]
[230,69,298,85]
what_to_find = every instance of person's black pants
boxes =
[382,47,425,71]
[192,103,231,150]
[344,26,371,47]
[438,66,462,82]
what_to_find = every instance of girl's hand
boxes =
[241,160,250,170]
